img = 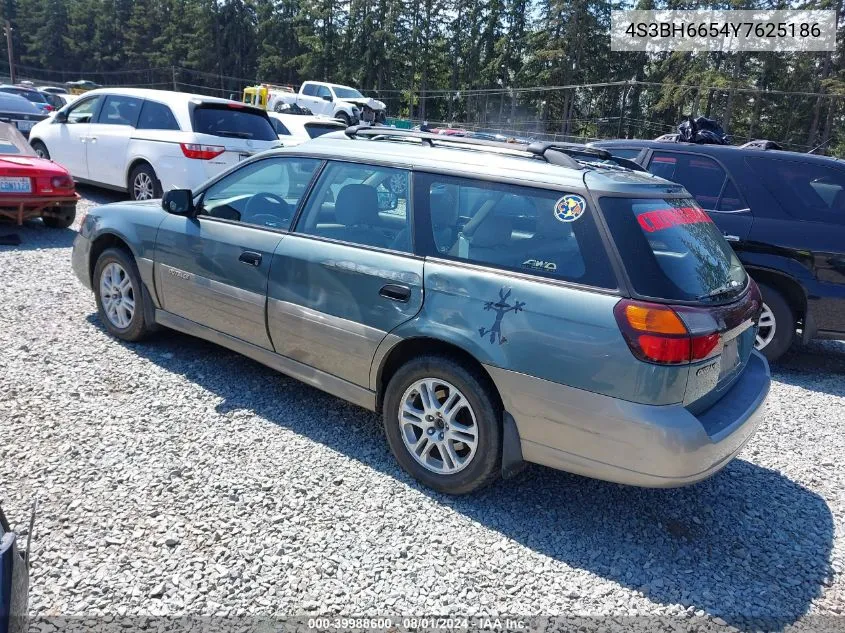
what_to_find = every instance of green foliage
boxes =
[1,0,844,152]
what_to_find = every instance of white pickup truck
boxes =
[268,81,386,125]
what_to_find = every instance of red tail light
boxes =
[614,300,723,365]
[180,143,225,160]
[50,175,73,189]
[43,105,55,112]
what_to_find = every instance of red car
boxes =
[0,122,78,229]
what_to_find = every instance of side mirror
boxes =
[54,111,67,123]
[162,189,194,215]
[321,94,333,102]
[377,190,398,211]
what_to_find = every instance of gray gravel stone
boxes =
[0,188,843,629]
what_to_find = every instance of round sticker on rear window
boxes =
[554,194,586,223]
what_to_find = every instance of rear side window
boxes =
[137,101,180,130]
[648,152,732,210]
[97,95,142,126]
[413,173,617,288]
[191,105,277,141]
[600,197,747,302]
[301,84,316,96]
[746,156,845,224]
[605,148,642,159]
[305,122,342,138]
[271,118,290,136]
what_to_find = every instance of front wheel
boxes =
[336,111,352,127]
[383,355,502,494]
[93,248,154,341]
[755,283,795,362]
[42,203,76,229]
[129,163,161,201]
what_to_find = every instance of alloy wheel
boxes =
[755,302,776,350]
[133,172,155,200]
[99,262,135,329]
[398,378,479,475]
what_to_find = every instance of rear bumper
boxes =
[486,351,771,487]
[0,193,79,225]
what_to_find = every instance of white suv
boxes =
[29,88,280,200]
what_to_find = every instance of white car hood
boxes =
[340,97,386,111]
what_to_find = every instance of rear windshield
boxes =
[191,105,277,141]
[600,197,747,302]
[305,122,342,139]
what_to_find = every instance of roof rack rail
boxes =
[343,126,582,169]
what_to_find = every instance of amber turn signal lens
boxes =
[623,304,687,335]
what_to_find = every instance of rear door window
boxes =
[136,101,180,130]
[648,152,730,210]
[599,196,747,302]
[295,161,412,253]
[413,173,617,288]
[96,95,142,126]
[746,156,845,224]
[191,104,277,141]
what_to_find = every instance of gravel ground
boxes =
[1,188,844,632]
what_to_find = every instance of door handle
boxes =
[723,233,740,243]
[379,284,411,302]
[239,251,262,266]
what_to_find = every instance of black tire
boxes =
[93,247,154,342]
[336,111,352,127]
[382,355,502,494]
[42,203,76,229]
[756,283,795,362]
[128,163,161,201]
[30,140,49,159]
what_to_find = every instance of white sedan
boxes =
[268,112,345,146]
[29,88,280,200]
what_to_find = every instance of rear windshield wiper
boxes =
[696,281,744,301]
[213,130,253,139]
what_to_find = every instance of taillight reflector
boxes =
[180,143,225,160]
[614,299,723,365]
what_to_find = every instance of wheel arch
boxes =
[374,335,525,479]
[374,336,503,415]
[745,266,806,324]
[88,232,136,286]
[125,157,157,191]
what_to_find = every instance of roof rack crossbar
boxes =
[343,126,582,168]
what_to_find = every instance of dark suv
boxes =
[592,139,845,361]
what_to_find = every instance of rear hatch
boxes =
[188,102,279,177]
[585,171,763,409]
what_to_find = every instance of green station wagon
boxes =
[71,129,770,494]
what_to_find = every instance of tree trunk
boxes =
[807,53,832,148]
[820,95,837,155]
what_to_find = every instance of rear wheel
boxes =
[755,283,794,362]
[31,140,49,159]
[93,247,154,342]
[42,203,76,229]
[383,355,501,494]
[129,163,161,201]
